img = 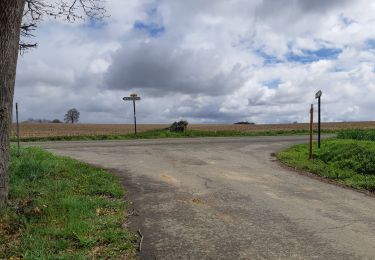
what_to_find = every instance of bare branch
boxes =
[20,0,107,50]
[19,42,38,50]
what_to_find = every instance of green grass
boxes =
[337,129,375,141]
[277,139,375,192]
[0,147,135,259]
[12,128,337,142]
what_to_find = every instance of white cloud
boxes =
[14,0,375,124]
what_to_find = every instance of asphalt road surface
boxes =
[31,136,375,259]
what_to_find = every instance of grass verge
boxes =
[12,128,337,142]
[337,129,375,141]
[0,147,135,259]
[277,139,375,192]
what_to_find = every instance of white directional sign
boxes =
[122,94,141,135]
[123,96,141,101]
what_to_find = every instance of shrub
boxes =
[168,120,188,132]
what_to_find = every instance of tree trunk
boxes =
[0,0,25,208]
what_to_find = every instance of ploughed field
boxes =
[11,121,375,138]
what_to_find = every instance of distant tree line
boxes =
[20,108,80,124]
[234,121,255,125]
[22,118,62,124]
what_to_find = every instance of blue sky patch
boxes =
[84,19,108,30]
[286,48,342,63]
[340,14,355,26]
[133,21,165,37]
[255,49,283,65]
[263,79,282,89]
[367,39,375,49]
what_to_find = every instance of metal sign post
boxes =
[315,90,322,149]
[123,94,141,135]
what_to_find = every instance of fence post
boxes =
[309,104,314,160]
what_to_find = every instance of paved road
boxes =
[31,136,375,259]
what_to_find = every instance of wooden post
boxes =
[16,103,20,157]
[309,104,314,160]
[123,94,141,136]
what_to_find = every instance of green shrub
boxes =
[168,120,189,132]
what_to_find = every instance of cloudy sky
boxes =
[15,0,375,124]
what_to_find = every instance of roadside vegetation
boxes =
[337,129,375,141]
[12,129,336,142]
[0,147,135,259]
[278,129,375,192]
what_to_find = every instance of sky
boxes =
[15,0,375,124]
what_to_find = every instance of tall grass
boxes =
[0,147,135,259]
[337,129,375,141]
[277,140,375,192]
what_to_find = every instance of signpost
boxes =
[123,94,141,135]
[315,90,322,148]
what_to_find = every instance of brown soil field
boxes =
[190,121,375,132]
[11,124,168,138]
[10,121,375,138]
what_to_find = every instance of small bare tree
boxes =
[64,108,80,124]
[0,0,106,208]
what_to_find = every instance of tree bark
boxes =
[0,0,25,208]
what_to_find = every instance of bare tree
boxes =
[64,108,80,124]
[0,0,106,208]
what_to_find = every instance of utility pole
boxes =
[315,90,322,148]
[123,94,141,135]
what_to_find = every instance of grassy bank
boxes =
[337,129,375,141]
[0,147,135,259]
[277,139,375,192]
[12,128,337,142]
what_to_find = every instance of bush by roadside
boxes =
[0,147,135,259]
[168,120,189,132]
